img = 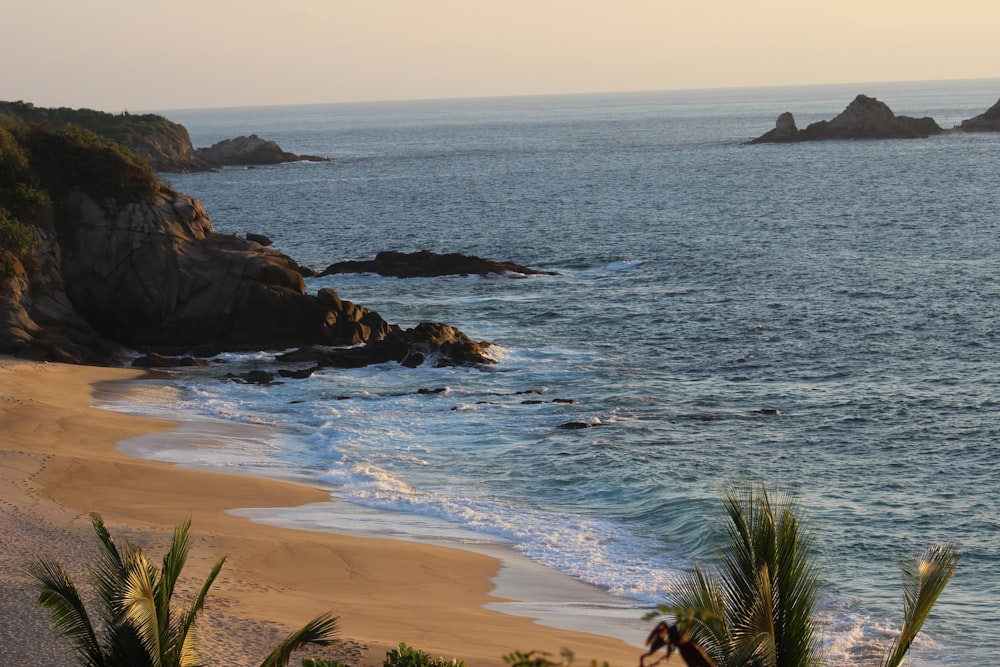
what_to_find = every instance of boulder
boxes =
[194,134,330,166]
[956,97,1000,132]
[320,250,558,278]
[748,95,943,143]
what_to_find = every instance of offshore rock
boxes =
[747,111,800,143]
[195,134,330,166]
[748,95,943,143]
[320,249,558,278]
[956,97,1000,132]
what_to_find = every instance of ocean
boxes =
[120,79,1000,666]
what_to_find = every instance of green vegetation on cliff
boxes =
[0,101,206,171]
[0,115,162,209]
[0,115,164,273]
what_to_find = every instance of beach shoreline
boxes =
[0,357,667,667]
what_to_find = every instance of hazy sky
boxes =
[2,0,997,112]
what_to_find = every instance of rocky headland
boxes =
[0,114,490,368]
[320,249,558,278]
[0,101,327,172]
[748,94,943,143]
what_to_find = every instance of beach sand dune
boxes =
[0,358,670,667]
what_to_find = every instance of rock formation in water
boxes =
[320,249,558,278]
[194,134,330,166]
[955,97,1000,132]
[748,95,944,144]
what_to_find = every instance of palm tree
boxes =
[27,513,339,667]
[647,481,959,667]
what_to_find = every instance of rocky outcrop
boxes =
[956,97,1000,132]
[747,112,800,143]
[748,95,944,144]
[195,135,330,166]
[1,189,395,363]
[320,250,558,278]
[0,101,213,172]
[0,102,330,172]
[50,190,390,355]
[276,322,494,369]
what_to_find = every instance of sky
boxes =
[2,0,997,113]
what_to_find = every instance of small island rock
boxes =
[748,95,943,143]
[956,97,1000,132]
[195,134,330,166]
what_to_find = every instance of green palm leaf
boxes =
[120,552,164,667]
[257,612,341,667]
[159,517,192,611]
[878,545,960,667]
[26,557,106,667]
[174,555,226,667]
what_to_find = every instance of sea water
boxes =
[120,80,1000,665]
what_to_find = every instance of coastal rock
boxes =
[51,190,394,353]
[956,97,1000,132]
[131,353,215,368]
[320,250,558,278]
[246,232,273,246]
[748,95,944,143]
[194,134,330,166]
[281,322,495,369]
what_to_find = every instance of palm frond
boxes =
[159,517,192,610]
[257,612,341,667]
[173,555,226,667]
[90,513,128,621]
[26,557,106,667]
[718,482,822,667]
[654,564,730,666]
[729,564,777,667]
[120,553,164,667]
[878,544,960,667]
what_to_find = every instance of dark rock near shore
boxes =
[246,232,273,246]
[748,95,944,144]
[956,97,1000,132]
[50,191,392,355]
[320,250,558,278]
[195,134,330,166]
[131,353,215,368]
[280,322,495,369]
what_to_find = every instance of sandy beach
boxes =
[0,357,671,667]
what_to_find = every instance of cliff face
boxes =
[50,190,390,355]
